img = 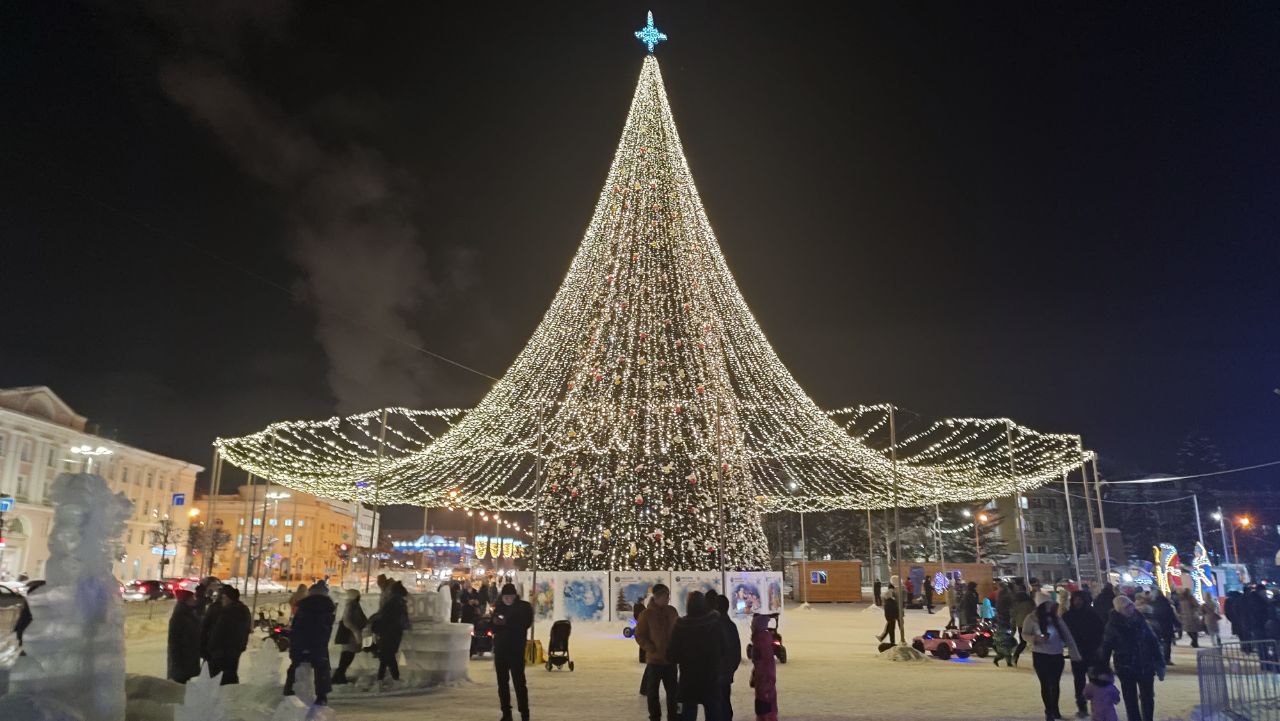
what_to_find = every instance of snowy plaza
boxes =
[119,601,1205,721]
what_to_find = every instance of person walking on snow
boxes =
[1101,596,1165,721]
[1201,597,1222,647]
[1064,590,1106,718]
[875,577,900,645]
[1024,599,1082,721]
[959,581,980,628]
[167,589,202,683]
[1176,588,1202,648]
[750,613,779,721]
[284,581,336,704]
[707,591,741,721]
[332,588,368,684]
[636,584,680,721]
[369,581,410,684]
[668,591,723,721]
[1083,666,1121,721]
[492,582,533,721]
[207,585,252,685]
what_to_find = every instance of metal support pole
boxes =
[421,504,430,575]
[714,395,728,592]
[531,405,546,643]
[205,448,222,575]
[1006,422,1030,583]
[1062,469,1081,582]
[799,510,808,605]
[1090,457,1112,579]
[889,406,905,643]
[242,473,257,592]
[1076,438,1100,581]
[251,474,270,620]
[1193,493,1205,551]
[1217,505,1232,566]
[365,410,388,593]
[866,508,875,583]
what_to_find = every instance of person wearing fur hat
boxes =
[332,588,368,684]
[284,581,337,704]
[492,582,533,721]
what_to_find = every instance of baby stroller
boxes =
[545,619,575,671]
[470,616,495,657]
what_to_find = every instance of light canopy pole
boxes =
[1076,437,1100,582]
[1061,469,1081,581]
[1089,455,1112,580]
[1005,422,1030,583]
[889,406,904,643]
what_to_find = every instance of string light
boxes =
[214,55,1095,572]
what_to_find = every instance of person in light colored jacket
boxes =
[1023,600,1082,721]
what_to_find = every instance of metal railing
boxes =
[1198,640,1280,720]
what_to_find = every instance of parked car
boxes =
[122,579,168,602]
[0,585,25,609]
[912,628,974,660]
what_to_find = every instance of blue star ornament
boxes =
[634,11,668,53]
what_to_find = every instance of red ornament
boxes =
[695,385,705,395]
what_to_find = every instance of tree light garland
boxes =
[215,53,1095,572]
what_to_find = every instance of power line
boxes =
[1102,459,1280,485]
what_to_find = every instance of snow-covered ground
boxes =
[126,603,1203,721]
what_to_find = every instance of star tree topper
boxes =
[635,11,668,53]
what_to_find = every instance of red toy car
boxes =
[912,629,973,659]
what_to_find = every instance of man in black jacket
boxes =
[707,592,741,721]
[1063,590,1105,718]
[167,590,202,683]
[284,581,337,704]
[667,591,724,721]
[492,583,533,721]
[208,586,252,685]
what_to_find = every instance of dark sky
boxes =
[3,2,1279,515]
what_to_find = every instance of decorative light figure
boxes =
[1191,541,1215,604]
[932,571,949,595]
[1152,542,1181,595]
[634,11,667,53]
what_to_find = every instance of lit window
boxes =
[253,518,262,526]
[269,518,277,527]
[239,518,245,526]
[297,520,304,527]
[285,534,293,543]
[285,519,293,527]
[236,534,243,546]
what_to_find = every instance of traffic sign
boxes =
[171,493,185,507]
[0,497,13,512]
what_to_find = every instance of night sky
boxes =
[3,2,1279,523]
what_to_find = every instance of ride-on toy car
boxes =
[622,616,638,638]
[744,614,787,664]
[956,622,993,657]
[912,629,973,659]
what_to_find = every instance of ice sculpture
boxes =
[174,664,228,721]
[11,473,133,721]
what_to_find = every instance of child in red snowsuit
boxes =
[750,614,778,721]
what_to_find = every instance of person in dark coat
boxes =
[207,585,252,685]
[1149,591,1178,664]
[460,583,482,624]
[873,578,883,607]
[1094,583,1117,625]
[1011,590,1036,666]
[369,581,410,683]
[636,584,680,721]
[13,579,45,646]
[492,582,533,721]
[875,581,900,644]
[449,580,462,623]
[959,581,980,627]
[924,580,935,614]
[666,591,724,721]
[1101,596,1165,721]
[167,589,203,683]
[1064,589,1106,718]
[284,581,337,704]
[1244,587,1271,652]
[198,580,223,665]
[1224,590,1244,643]
[996,581,1015,628]
[707,591,741,721]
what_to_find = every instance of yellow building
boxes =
[192,484,373,583]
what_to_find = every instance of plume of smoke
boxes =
[159,59,435,412]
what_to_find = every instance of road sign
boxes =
[0,497,13,512]
[171,493,185,507]
[151,547,177,557]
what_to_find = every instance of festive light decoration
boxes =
[1153,542,1182,595]
[634,11,667,53]
[215,50,1096,572]
[932,572,949,595]
[1191,541,1215,604]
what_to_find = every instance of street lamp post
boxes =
[1212,508,1232,565]
[1232,515,1251,567]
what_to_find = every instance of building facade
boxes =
[993,487,1092,582]
[0,386,202,581]
[193,484,371,583]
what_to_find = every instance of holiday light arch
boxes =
[216,35,1094,572]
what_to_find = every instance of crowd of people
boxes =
[634,584,776,721]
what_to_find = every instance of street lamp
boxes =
[1232,516,1251,566]
[70,444,113,473]
[974,512,991,563]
